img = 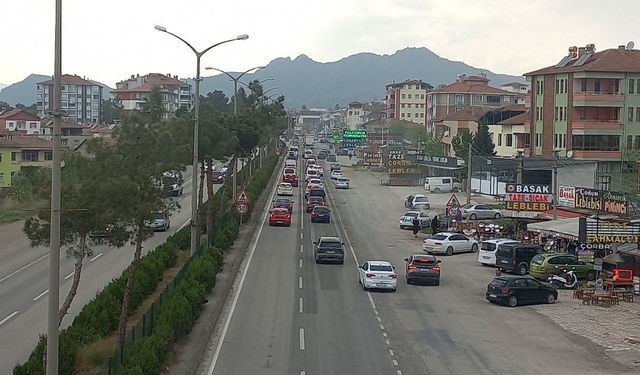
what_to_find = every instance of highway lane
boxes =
[0,165,226,373]
[204,156,398,375]
[325,166,635,375]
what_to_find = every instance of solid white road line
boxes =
[64,271,74,280]
[299,258,303,268]
[300,232,303,240]
[389,349,395,357]
[0,254,49,283]
[32,289,49,301]
[0,311,19,326]
[206,170,280,375]
[300,371,306,375]
[298,276,303,289]
[393,359,399,366]
[89,253,103,262]
[299,297,304,313]
[300,244,303,253]
[179,219,190,230]
[299,328,306,350]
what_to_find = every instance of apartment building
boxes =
[112,73,193,118]
[426,73,520,134]
[0,109,41,135]
[524,43,640,191]
[488,110,531,157]
[37,74,103,124]
[0,135,53,187]
[346,101,385,130]
[384,80,433,126]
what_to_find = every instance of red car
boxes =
[272,198,294,213]
[283,173,299,187]
[306,196,325,213]
[269,207,291,226]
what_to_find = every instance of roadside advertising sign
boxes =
[505,184,552,212]
[575,187,601,211]
[363,152,382,166]
[558,186,575,208]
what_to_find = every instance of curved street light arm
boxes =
[201,38,242,57]
[158,29,198,55]
[206,67,237,82]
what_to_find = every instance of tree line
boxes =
[10,81,286,346]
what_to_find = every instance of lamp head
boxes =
[237,34,249,40]
[154,25,167,32]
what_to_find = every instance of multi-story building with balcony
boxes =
[426,73,520,134]
[346,101,385,130]
[488,110,531,157]
[384,80,432,126]
[0,109,41,135]
[524,43,640,191]
[112,73,193,118]
[37,75,103,124]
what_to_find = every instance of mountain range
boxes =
[0,47,524,109]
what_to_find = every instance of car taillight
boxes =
[433,265,440,272]
[408,264,417,270]
[390,274,397,279]
[366,273,375,278]
[501,287,509,294]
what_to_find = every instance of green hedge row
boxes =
[111,154,280,374]
[13,228,186,375]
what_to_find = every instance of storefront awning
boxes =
[527,218,581,240]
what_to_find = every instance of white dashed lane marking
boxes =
[0,311,19,326]
[32,289,49,301]
[299,328,306,350]
[299,298,304,313]
[298,276,303,289]
[89,253,103,262]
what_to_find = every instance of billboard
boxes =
[342,130,367,139]
[363,152,382,166]
[504,184,552,212]
[558,186,575,208]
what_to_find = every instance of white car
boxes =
[335,177,350,189]
[305,168,319,181]
[330,170,343,180]
[277,182,294,196]
[307,178,324,188]
[478,239,518,266]
[357,260,397,292]
[422,232,479,256]
[312,164,324,176]
[404,194,431,210]
[399,210,430,230]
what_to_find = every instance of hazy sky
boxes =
[1,0,638,86]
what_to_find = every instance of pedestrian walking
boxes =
[412,217,421,238]
[431,215,439,235]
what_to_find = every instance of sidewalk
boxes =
[532,289,640,368]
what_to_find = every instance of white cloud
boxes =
[1,0,638,85]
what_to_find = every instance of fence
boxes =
[106,245,204,374]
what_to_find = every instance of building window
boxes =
[401,104,405,108]
[0,153,2,163]
[524,133,531,148]
[635,136,640,149]
[637,108,640,122]
[594,80,601,92]
[506,134,513,147]
[629,107,634,122]
[474,94,482,102]
[420,113,424,118]
[581,80,587,92]
[571,135,620,151]
[486,95,501,103]
[630,79,635,94]
[21,150,38,161]
[556,79,559,94]
[44,151,53,160]
[407,113,411,117]
[401,113,405,117]
[11,152,17,161]
[455,94,463,105]
[555,107,558,121]
[627,135,633,149]
[408,94,412,99]
[420,94,425,99]
[498,134,502,146]
[401,94,406,99]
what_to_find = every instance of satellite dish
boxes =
[566,150,574,158]
[627,41,635,50]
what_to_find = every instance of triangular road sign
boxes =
[446,193,461,207]
[235,188,249,204]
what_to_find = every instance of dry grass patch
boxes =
[73,250,190,375]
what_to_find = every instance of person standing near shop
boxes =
[412,217,421,238]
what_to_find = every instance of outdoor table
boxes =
[590,293,612,308]
[604,280,633,291]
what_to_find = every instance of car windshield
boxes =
[430,234,447,240]
[337,178,348,182]
[212,172,223,177]
[314,207,329,214]
[481,242,496,251]
[370,265,393,272]
[490,278,508,287]
[414,196,429,202]
[404,212,418,217]
[309,197,323,203]
[321,241,342,248]
[153,212,165,220]
[284,168,296,174]
[276,199,290,204]
[531,255,545,265]
[414,257,436,264]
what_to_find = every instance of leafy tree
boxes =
[0,100,12,113]
[102,98,123,123]
[201,90,232,113]
[472,122,496,156]
[418,133,444,156]
[141,86,165,123]
[451,131,474,158]
[301,104,307,110]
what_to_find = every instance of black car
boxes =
[404,254,441,285]
[486,276,557,307]
[313,236,345,264]
[272,198,294,212]
[212,171,225,184]
[326,154,337,162]
[330,163,341,172]
[337,148,349,156]
[310,205,331,223]
[495,243,543,275]
[307,188,326,201]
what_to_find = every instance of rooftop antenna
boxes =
[627,41,635,50]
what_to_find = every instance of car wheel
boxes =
[446,246,454,256]
[434,279,440,286]
[391,288,397,292]
[315,258,320,264]
[546,293,556,304]
[494,213,502,219]
[327,219,331,223]
[508,295,518,307]
[453,187,459,192]
[517,264,528,275]
[269,222,273,226]
[469,213,478,220]
[471,244,478,253]
[406,277,412,285]
[587,270,596,281]
[433,188,441,193]
[362,282,368,291]
[338,259,344,264]
[311,218,315,223]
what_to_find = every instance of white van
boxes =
[424,177,462,193]
[478,239,519,266]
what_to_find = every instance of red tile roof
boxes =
[112,82,173,93]
[526,48,640,76]
[0,135,53,149]
[38,74,97,86]
[501,82,528,88]
[41,118,86,129]
[0,128,28,136]
[431,81,515,95]
[497,111,530,125]
[0,109,41,121]
[436,107,486,122]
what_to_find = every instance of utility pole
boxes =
[516,151,524,184]
[466,146,472,205]
[47,0,63,373]
[553,153,559,220]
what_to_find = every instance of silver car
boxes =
[335,177,350,189]
[399,211,430,230]
[460,204,502,220]
[144,211,170,232]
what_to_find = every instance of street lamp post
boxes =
[155,25,248,255]
[205,66,264,115]
[47,1,63,373]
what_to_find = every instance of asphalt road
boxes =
[0,165,227,373]
[199,145,636,375]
